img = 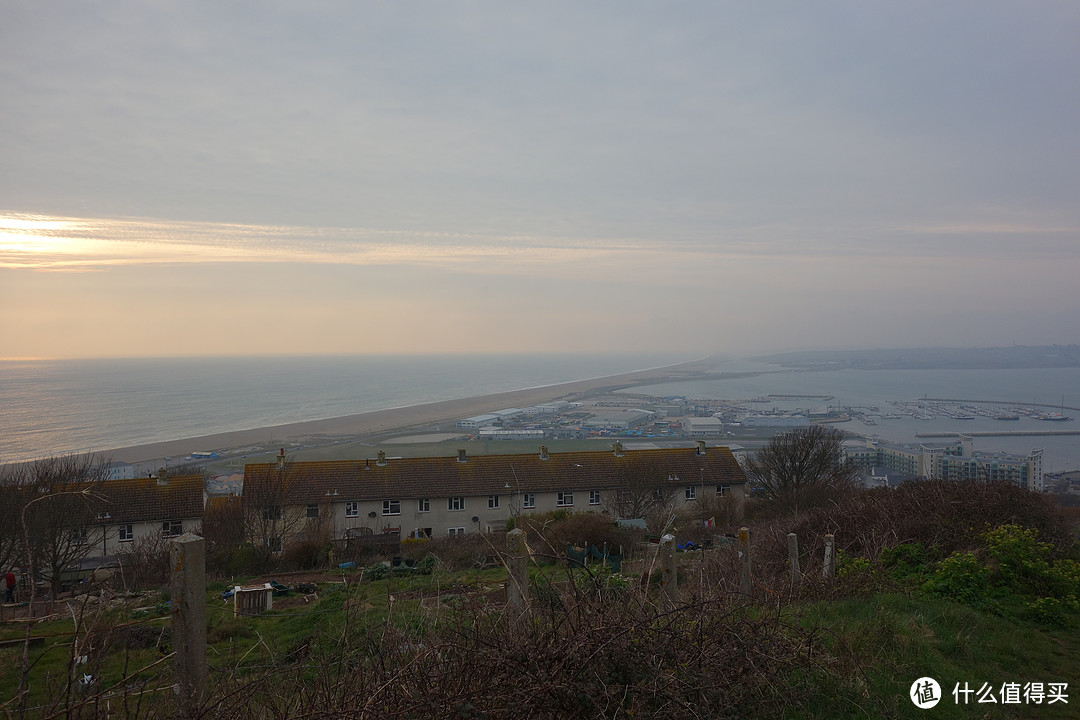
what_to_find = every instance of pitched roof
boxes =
[93,474,205,524]
[243,447,746,506]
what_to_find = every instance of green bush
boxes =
[364,563,389,580]
[880,542,938,582]
[835,550,872,579]
[982,523,1054,593]
[922,552,994,608]
[1022,597,1071,627]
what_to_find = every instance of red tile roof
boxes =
[243,447,745,506]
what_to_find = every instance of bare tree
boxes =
[17,454,109,597]
[242,455,307,568]
[604,456,678,531]
[742,426,859,513]
[0,464,36,577]
[202,495,245,573]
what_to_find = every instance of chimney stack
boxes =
[457,448,467,463]
[377,450,387,467]
[539,445,549,460]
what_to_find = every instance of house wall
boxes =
[319,484,746,539]
[80,517,200,557]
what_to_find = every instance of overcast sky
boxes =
[2,2,1078,358]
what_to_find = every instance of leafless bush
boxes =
[117,531,173,589]
[281,514,334,570]
[514,511,644,562]
[400,533,491,571]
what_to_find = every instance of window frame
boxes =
[382,499,401,516]
[488,494,500,509]
[345,500,359,518]
[448,527,465,536]
[588,489,601,505]
[418,498,430,513]
[161,520,183,538]
[117,524,134,542]
[306,504,319,519]
[522,493,536,509]
[557,491,574,507]
[685,486,697,500]
[448,497,465,512]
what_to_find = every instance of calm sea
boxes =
[622,359,1080,473]
[0,353,688,464]
[3,354,1078,472]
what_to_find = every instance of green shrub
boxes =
[365,563,389,580]
[922,552,994,608]
[982,524,1054,593]
[880,542,938,582]
[1022,597,1071,627]
[836,550,872,579]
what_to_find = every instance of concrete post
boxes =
[505,529,529,612]
[738,526,752,596]
[787,532,801,587]
[170,533,207,712]
[659,534,677,603]
[823,533,835,579]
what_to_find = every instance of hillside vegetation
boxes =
[2,480,1078,719]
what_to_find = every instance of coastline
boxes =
[104,356,721,464]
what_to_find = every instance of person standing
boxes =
[3,571,15,603]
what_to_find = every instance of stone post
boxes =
[823,533,835,579]
[170,533,207,713]
[505,529,529,612]
[738,526,752,596]
[787,532,801,587]
[659,534,677,603]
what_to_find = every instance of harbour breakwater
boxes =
[915,430,1080,438]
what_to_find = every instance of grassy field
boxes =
[3,480,1078,718]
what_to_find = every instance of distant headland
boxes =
[751,345,1080,371]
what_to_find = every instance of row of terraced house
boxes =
[13,443,749,568]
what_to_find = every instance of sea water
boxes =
[622,360,1080,473]
[3,354,1078,472]
[0,353,687,463]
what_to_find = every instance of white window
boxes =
[118,524,134,542]
[589,490,601,505]
[71,528,88,545]
[306,504,319,518]
[345,501,359,518]
[685,486,697,500]
[267,537,282,553]
[557,491,574,507]
[448,497,465,511]
[717,485,731,497]
[383,499,401,516]
[162,520,183,537]
[522,493,535,509]
[262,506,282,521]
[488,495,500,509]
[418,498,430,513]
[448,527,465,536]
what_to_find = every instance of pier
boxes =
[915,430,1080,438]
[920,397,1079,413]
